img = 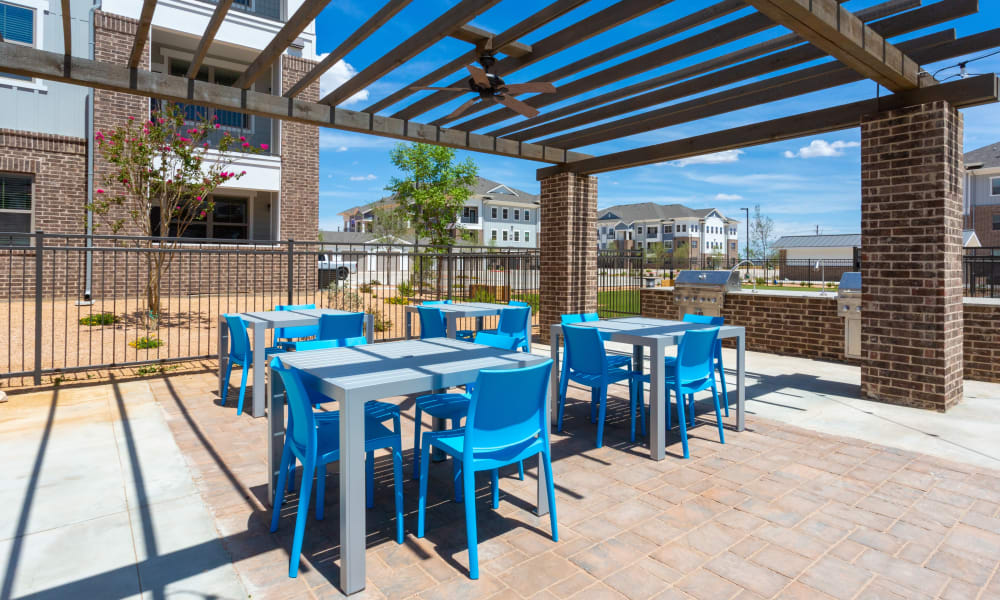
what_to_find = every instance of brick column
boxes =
[860,101,964,411]
[280,55,320,241]
[538,172,598,344]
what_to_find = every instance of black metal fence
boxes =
[964,248,1000,298]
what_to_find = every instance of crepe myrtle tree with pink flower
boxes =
[87,102,265,327]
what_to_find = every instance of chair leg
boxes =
[392,441,404,544]
[629,377,637,443]
[491,469,500,509]
[687,394,695,427]
[711,381,725,445]
[676,388,689,459]
[366,451,375,509]
[221,360,233,405]
[288,457,315,578]
[718,359,730,417]
[590,388,598,424]
[557,376,568,432]
[316,463,326,521]
[463,467,480,580]
[285,452,297,493]
[412,407,423,480]
[596,386,608,449]
[270,443,291,533]
[517,460,524,481]
[639,381,647,437]
[542,451,558,542]
[417,440,431,538]
[236,365,249,416]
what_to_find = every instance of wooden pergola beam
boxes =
[60,0,71,57]
[235,0,331,89]
[129,0,157,69]
[390,0,673,121]
[363,0,588,115]
[746,0,924,92]
[0,41,588,165]
[285,0,412,98]
[187,0,233,79]
[537,74,999,177]
[451,24,532,57]
[320,0,502,106]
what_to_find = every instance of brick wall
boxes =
[539,172,597,343]
[962,300,1000,383]
[280,55,319,241]
[971,205,1000,247]
[860,101,965,411]
[0,129,87,234]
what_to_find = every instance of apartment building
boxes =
[0,0,320,243]
[339,177,539,248]
[964,141,1000,247]
[596,202,739,261]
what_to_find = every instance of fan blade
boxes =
[467,64,491,88]
[409,86,469,92]
[504,82,556,94]
[497,94,539,118]
[445,98,479,122]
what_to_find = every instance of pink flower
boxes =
[178,137,191,143]
[195,196,202,201]
[239,136,246,142]
[242,142,250,148]
[96,189,104,194]
[199,210,207,218]
[260,144,269,150]
[157,118,165,124]
[203,142,209,148]
[214,123,221,129]
[95,131,104,141]
[128,116,134,121]
[240,170,246,176]
[187,128,197,135]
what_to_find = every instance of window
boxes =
[491,207,497,219]
[992,177,1000,196]
[731,242,736,250]
[0,2,35,82]
[524,210,530,221]
[692,225,698,233]
[461,206,478,224]
[524,231,530,243]
[637,226,643,234]
[150,197,249,240]
[514,209,520,221]
[502,230,508,241]
[636,242,643,249]
[502,208,509,220]
[167,59,250,129]
[691,240,698,249]
[994,214,1000,231]
[491,230,497,241]
[663,225,672,234]
[514,230,520,242]
[665,240,672,249]
[0,173,32,245]
[607,230,615,239]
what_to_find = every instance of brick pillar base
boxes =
[538,172,597,344]
[860,100,964,411]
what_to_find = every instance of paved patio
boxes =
[2,349,1000,599]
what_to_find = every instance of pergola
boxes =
[3,0,997,592]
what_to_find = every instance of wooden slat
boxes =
[390,0,673,121]
[60,0,71,57]
[540,29,970,149]
[436,0,747,128]
[746,0,924,92]
[187,0,233,79]
[363,0,588,114]
[235,0,332,89]
[506,0,963,142]
[321,0,502,106]
[536,74,999,177]
[285,0,412,98]
[0,41,591,165]
[489,0,923,138]
[451,24,532,57]
[129,0,157,69]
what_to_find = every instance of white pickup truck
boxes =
[317,253,358,281]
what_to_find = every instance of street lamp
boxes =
[740,207,750,261]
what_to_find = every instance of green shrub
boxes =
[370,279,382,285]
[327,283,364,312]
[79,312,118,326]
[397,282,414,297]
[512,293,539,313]
[469,288,495,303]
[359,283,372,294]
[386,296,410,305]
[373,310,392,332]
[129,336,163,349]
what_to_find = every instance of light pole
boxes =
[740,207,750,261]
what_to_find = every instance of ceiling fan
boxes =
[411,41,557,122]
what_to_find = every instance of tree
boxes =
[89,102,261,327]
[385,143,478,296]
[671,242,690,269]
[749,204,776,260]
[371,200,409,240]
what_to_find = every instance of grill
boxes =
[673,270,741,318]
[837,272,861,358]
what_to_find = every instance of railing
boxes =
[964,248,1000,298]
[206,0,283,21]
[597,250,642,317]
[150,99,273,155]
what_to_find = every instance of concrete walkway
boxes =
[0,378,246,600]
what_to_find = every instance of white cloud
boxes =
[320,130,395,151]
[317,56,369,106]
[715,193,743,201]
[784,139,859,159]
[349,174,377,181]
[667,150,743,167]
[336,146,348,152]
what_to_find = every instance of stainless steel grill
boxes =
[674,270,741,318]
[837,272,861,358]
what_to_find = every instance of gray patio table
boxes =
[217,309,375,418]
[549,317,746,460]
[404,301,531,347]
[270,337,551,595]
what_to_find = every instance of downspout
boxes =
[83,0,102,303]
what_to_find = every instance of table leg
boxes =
[537,383,551,517]
[633,344,644,443]
[649,341,665,460]
[446,314,457,339]
[405,309,412,339]
[549,325,559,426]
[252,323,266,418]
[737,333,746,432]
[366,313,375,343]
[265,363,284,507]
[526,309,533,352]
[339,395,367,595]
[218,316,229,399]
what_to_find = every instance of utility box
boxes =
[837,272,861,358]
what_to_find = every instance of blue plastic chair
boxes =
[220,314,284,416]
[666,326,725,458]
[411,331,525,488]
[274,304,319,349]
[583,312,600,322]
[560,313,584,324]
[678,314,729,417]
[268,359,403,578]
[279,313,366,350]
[416,360,557,580]
[417,305,448,338]
[457,306,530,351]
[558,324,644,447]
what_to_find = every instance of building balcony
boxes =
[150,99,273,156]
[205,0,283,22]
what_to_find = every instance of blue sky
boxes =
[313,0,1000,242]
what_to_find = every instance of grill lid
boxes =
[838,272,861,293]
[674,270,741,291]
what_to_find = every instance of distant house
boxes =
[773,234,862,262]
[964,141,1000,247]
[338,177,539,248]
[596,202,739,260]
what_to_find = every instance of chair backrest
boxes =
[676,327,720,384]
[561,324,607,376]
[422,300,452,305]
[318,312,365,344]
[496,306,530,339]
[474,331,520,351]
[582,312,600,322]
[561,313,583,324]
[270,357,316,453]
[465,360,553,457]
[509,300,530,308]
[224,314,251,361]
[682,313,724,326]
[417,305,447,338]
[274,303,319,340]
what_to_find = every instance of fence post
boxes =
[287,238,294,305]
[446,252,454,301]
[33,230,44,385]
